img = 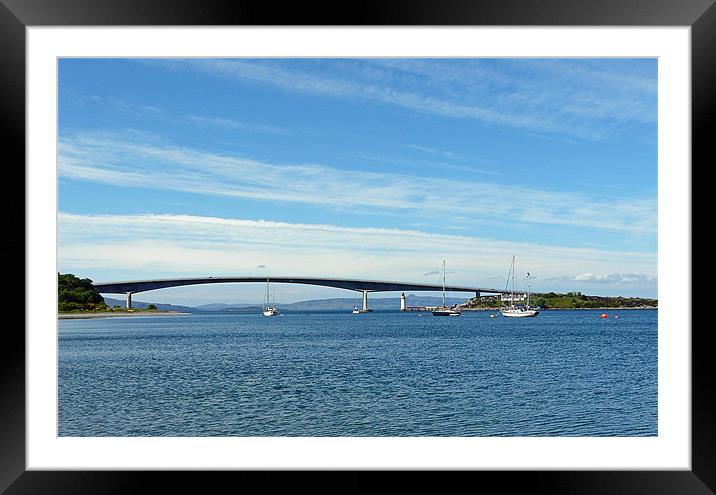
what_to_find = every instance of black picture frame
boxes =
[2,0,705,493]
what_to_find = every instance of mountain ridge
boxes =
[106,294,466,312]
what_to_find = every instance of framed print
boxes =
[3,0,708,493]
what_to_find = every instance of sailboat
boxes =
[262,278,280,317]
[432,260,461,316]
[352,291,361,314]
[501,256,539,318]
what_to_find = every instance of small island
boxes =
[457,291,657,311]
[58,273,186,319]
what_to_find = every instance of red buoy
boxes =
[600,313,608,319]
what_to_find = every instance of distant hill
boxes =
[193,302,262,313]
[194,303,244,311]
[274,294,466,311]
[103,297,196,313]
[192,294,468,312]
[102,291,656,313]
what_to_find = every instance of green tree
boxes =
[58,273,105,311]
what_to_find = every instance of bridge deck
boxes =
[93,276,507,295]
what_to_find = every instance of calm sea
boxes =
[58,309,657,437]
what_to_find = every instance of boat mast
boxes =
[511,256,516,308]
[265,278,270,308]
[442,260,446,307]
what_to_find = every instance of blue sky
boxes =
[58,58,658,304]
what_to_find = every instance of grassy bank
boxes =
[459,292,657,310]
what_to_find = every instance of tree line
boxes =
[465,291,657,309]
[58,273,107,312]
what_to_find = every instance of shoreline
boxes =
[58,311,191,319]
[459,306,657,311]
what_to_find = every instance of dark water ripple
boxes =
[58,310,657,437]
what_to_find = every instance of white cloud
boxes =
[58,132,657,236]
[147,58,656,141]
[59,212,657,296]
[79,94,292,136]
[403,144,464,161]
[183,115,291,135]
[574,273,656,283]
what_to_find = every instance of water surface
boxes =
[58,310,657,436]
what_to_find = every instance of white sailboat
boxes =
[262,278,280,317]
[352,291,361,314]
[501,256,539,318]
[432,260,461,316]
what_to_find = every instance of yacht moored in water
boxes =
[432,260,461,316]
[262,278,280,317]
[501,256,539,318]
[352,292,362,314]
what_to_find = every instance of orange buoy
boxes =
[600,313,608,319]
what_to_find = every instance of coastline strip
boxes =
[58,311,191,320]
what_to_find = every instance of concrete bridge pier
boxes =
[362,290,369,311]
[475,291,481,299]
[126,292,133,309]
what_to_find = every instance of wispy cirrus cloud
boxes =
[77,94,293,136]
[351,151,501,176]
[185,114,289,135]
[403,144,464,160]
[146,58,656,141]
[58,132,657,236]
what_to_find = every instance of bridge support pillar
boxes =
[475,291,481,299]
[400,293,406,311]
[362,290,369,311]
[126,292,133,309]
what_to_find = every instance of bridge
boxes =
[93,276,509,310]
